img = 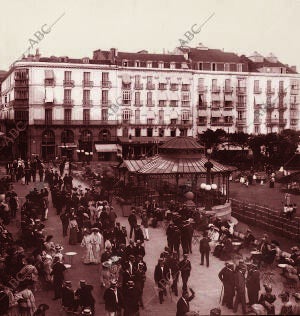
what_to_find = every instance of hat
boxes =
[263,284,272,292]
[293,293,300,300]
[208,223,214,228]
[55,245,63,251]
[127,280,135,287]
[279,291,289,299]
[183,253,188,258]
[102,260,112,268]
[91,227,99,232]
[83,213,89,218]
[291,246,299,252]
[129,254,135,259]
[80,280,86,286]
[247,228,252,232]
[82,308,92,315]
[64,281,72,287]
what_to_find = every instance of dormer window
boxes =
[224,63,230,72]
[135,61,140,67]
[158,62,163,69]
[82,57,89,64]
[198,62,203,70]
[211,63,216,71]
[170,62,176,69]
[147,61,152,68]
[123,60,128,67]
[237,64,243,72]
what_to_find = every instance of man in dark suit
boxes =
[154,258,170,304]
[103,280,123,315]
[75,280,95,315]
[123,280,141,316]
[199,231,211,267]
[51,255,66,300]
[179,254,192,292]
[176,288,195,316]
[218,262,235,309]
[246,263,260,305]
[61,280,75,312]
[128,210,137,239]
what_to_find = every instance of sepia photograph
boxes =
[0,0,300,315]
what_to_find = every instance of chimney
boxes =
[291,65,297,72]
[109,48,118,63]
[93,49,102,60]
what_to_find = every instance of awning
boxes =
[158,92,168,100]
[122,74,131,84]
[254,95,264,104]
[224,94,232,101]
[170,111,178,119]
[45,70,54,79]
[147,111,155,119]
[45,87,54,103]
[95,144,118,153]
[211,111,222,117]
[169,91,179,100]
[58,143,77,148]
[211,94,220,101]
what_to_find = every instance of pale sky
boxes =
[0,0,299,71]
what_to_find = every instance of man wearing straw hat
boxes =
[103,279,123,316]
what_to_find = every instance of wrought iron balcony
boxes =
[211,86,221,93]
[158,84,167,90]
[100,81,112,88]
[63,99,74,106]
[236,102,247,110]
[236,87,247,94]
[254,88,262,94]
[236,118,247,126]
[223,87,233,93]
[134,83,144,90]
[82,99,93,106]
[63,80,75,88]
[82,80,94,88]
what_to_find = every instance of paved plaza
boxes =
[3,173,300,316]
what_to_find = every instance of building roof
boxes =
[160,136,204,150]
[244,57,297,74]
[116,52,186,63]
[186,48,244,63]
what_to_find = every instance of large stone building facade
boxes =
[0,45,299,161]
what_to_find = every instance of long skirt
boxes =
[69,227,78,245]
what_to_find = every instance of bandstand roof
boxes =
[160,136,204,150]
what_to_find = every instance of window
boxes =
[102,90,108,105]
[159,109,164,123]
[254,80,260,92]
[170,100,178,107]
[15,111,29,121]
[45,109,52,125]
[255,126,260,134]
[147,76,152,84]
[147,92,152,106]
[182,84,190,91]
[181,111,191,121]
[122,90,131,105]
[211,63,216,71]
[159,128,164,137]
[182,92,190,101]
[159,100,166,107]
[135,109,140,123]
[64,71,71,81]
[158,62,163,68]
[170,129,176,137]
[198,62,203,70]
[83,109,90,122]
[102,109,108,120]
[212,79,217,89]
[237,64,243,72]
[83,72,90,82]
[170,62,175,69]
[122,109,131,121]
[237,111,243,120]
[135,92,141,106]
[123,60,128,67]
[225,79,231,90]
[147,128,153,137]
[170,119,177,125]
[83,90,90,102]
[224,63,230,72]
[147,61,152,68]
[279,80,284,92]
[159,83,167,90]
[135,61,140,67]
[135,75,141,84]
[135,128,141,137]
[170,83,178,90]
[64,109,72,123]
[147,118,154,125]
[63,90,71,102]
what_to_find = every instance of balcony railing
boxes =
[134,83,144,90]
[266,88,275,94]
[181,101,190,107]
[178,119,193,127]
[223,121,234,126]
[170,101,179,107]
[82,99,93,106]
[63,99,74,106]
[146,83,155,90]
[133,102,143,107]
[291,87,299,95]
[181,85,190,91]
[63,80,75,88]
[14,80,29,87]
[223,87,233,93]
[210,121,224,126]
[236,118,247,125]
[33,119,118,126]
[223,103,234,110]
[100,81,112,88]
[158,84,167,90]
[279,119,287,126]
[14,100,28,106]
[266,118,280,125]
[236,87,247,94]
[197,86,207,93]
[198,102,207,110]
[236,102,247,110]
[44,79,55,87]
[211,86,221,93]
[101,100,111,107]
[82,80,94,88]
[290,119,298,125]
[254,88,262,94]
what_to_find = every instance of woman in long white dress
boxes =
[81,230,95,264]
[90,228,103,264]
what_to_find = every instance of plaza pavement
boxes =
[5,175,300,315]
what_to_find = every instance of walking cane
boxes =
[219,284,224,305]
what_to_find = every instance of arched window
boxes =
[42,130,55,144]
[80,130,93,142]
[98,129,111,142]
[61,130,74,143]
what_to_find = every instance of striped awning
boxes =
[123,155,235,175]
